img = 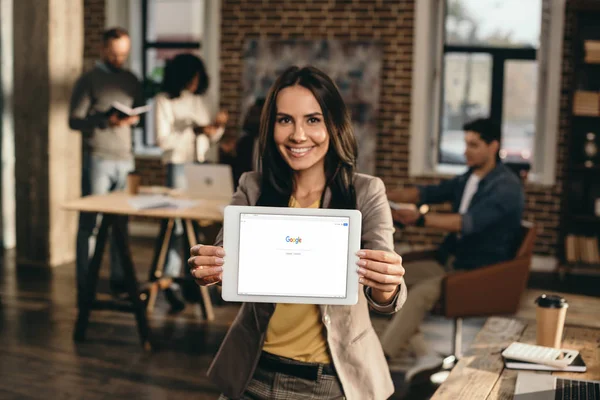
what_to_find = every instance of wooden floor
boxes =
[1,237,598,400]
[0,238,240,400]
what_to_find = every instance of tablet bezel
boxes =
[221,205,362,305]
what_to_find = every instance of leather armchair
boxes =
[401,221,537,358]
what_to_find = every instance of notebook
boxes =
[504,353,587,372]
[127,195,197,210]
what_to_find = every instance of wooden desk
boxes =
[63,191,227,221]
[432,294,600,400]
[63,191,228,350]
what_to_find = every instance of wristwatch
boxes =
[415,204,430,227]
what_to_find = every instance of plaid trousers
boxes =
[218,353,346,400]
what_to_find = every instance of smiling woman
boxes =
[274,86,330,171]
[188,66,407,400]
[257,66,358,210]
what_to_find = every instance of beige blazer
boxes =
[208,171,407,400]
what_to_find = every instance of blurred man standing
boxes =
[69,27,144,303]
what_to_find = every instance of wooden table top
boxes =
[432,292,600,399]
[62,190,229,221]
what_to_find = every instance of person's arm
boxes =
[213,173,252,248]
[132,77,145,126]
[191,95,213,129]
[154,95,178,150]
[68,74,110,131]
[190,172,254,287]
[460,182,524,236]
[387,187,420,204]
[390,176,462,227]
[418,175,461,205]
[423,213,462,232]
[415,180,524,235]
[192,97,225,162]
[388,176,460,206]
[359,177,407,314]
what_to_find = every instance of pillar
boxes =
[13,0,83,266]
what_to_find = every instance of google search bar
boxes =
[240,213,349,224]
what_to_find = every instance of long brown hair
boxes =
[256,66,357,209]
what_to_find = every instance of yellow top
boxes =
[261,196,332,363]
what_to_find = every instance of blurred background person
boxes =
[232,98,265,188]
[69,27,144,303]
[154,53,228,312]
[383,118,525,381]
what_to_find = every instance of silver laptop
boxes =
[183,164,234,200]
[515,372,600,399]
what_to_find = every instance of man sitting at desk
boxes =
[382,118,525,380]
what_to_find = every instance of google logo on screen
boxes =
[286,236,302,244]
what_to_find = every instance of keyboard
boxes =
[556,379,600,400]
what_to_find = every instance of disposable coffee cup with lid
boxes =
[535,294,568,309]
[535,294,568,348]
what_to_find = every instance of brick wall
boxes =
[220,0,574,256]
[83,0,105,71]
[82,0,573,256]
[135,156,167,186]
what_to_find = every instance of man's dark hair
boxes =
[462,118,501,145]
[103,27,129,45]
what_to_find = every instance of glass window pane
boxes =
[146,48,202,86]
[501,60,538,164]
[147,0,204,43]
[445,0,541,48]
[440,53,492,164]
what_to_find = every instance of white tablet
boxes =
[221,205,362,305]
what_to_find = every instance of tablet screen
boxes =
[237,213,351,298]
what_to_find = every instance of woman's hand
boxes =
[215,110,229,126]
[356,250,405,304]
[202,125,219,137]
[188,245,225,286]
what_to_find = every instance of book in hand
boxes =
[504,353,587,372]
[110,101,151,118]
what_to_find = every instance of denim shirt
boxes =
[418,163,525,270]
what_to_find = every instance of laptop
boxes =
[515,372,600,399]
[183,164,234,201]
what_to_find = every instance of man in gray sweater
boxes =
[69,27,144,303]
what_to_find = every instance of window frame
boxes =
[439,45,537,166]
[139,0,202,147]
[409,0,566,185]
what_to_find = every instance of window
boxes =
[410,0,566,185]
[440,0,539,166]
[440,0,540,167]
[140,0,204,147]
[106,0,220,156]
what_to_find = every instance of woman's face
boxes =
[273,85,329,173]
